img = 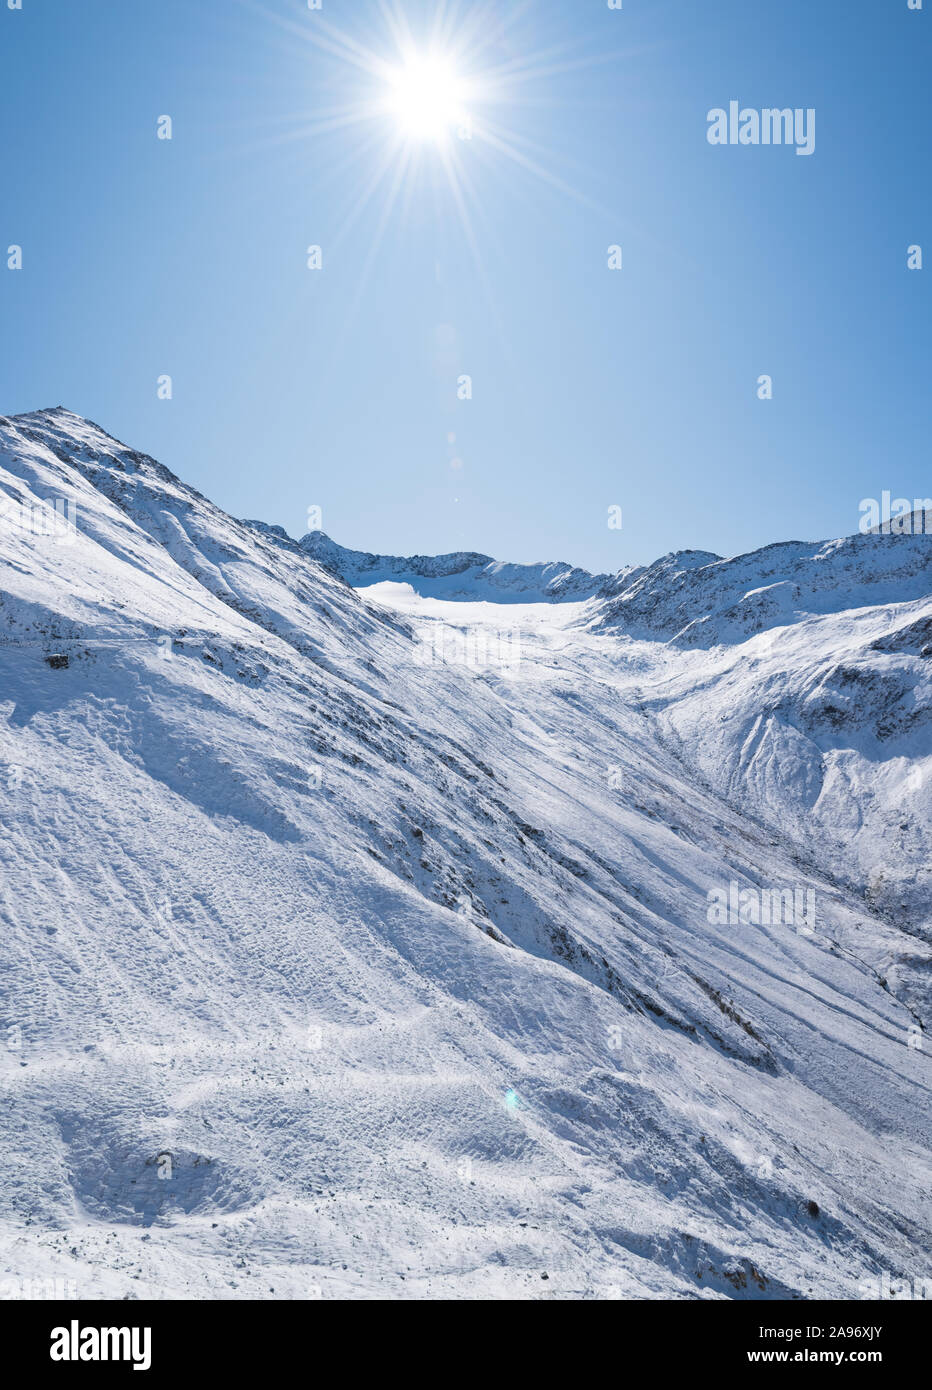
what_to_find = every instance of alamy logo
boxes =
[859,492,932,534]
[707,881,816,935]
[0,495,77,544]
[50,1321,151,1371]
[858,1273,932,1301]
[707,102,815,156]
[412,623,521,671]
[0,1276,76,1299]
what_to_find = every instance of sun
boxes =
[261,4,609,303]
[386,53,468,142]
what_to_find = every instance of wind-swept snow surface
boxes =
[0,409,929,1300]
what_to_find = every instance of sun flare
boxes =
[386,53,468,142]
[269,2,607,314]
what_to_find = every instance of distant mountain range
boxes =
[298,528,619,602]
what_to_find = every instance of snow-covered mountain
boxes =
[581,538,932,946]
[0,408,929,1300]
[594,533,932,646]
[301,529,616,601]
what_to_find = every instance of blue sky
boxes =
[2,0,929,570]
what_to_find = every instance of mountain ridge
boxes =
[299,528,622,603]
[1,408,929,1300]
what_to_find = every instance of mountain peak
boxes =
[1,410,930,1299]
[300,529,615,603]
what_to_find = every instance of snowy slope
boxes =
[594,534,932,647]
[0,409,929,1301]
[586,538,932,944]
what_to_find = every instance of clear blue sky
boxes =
[2,0,929,570]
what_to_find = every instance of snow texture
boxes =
[0,408,929,1300]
